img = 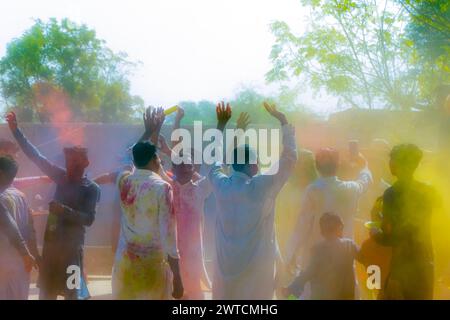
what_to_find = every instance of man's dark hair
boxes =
[315,148,339,176]
[390,144,423,174]
[232,144,254,172]
[132,142,157,168]
[319,212,343,236]
[0,155,19,181]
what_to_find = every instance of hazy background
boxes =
[0,0,336,115]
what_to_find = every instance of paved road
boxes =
[29,275,213,300]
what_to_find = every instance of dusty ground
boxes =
[28,275,213,300]
[27,246,214,300]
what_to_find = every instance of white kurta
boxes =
[209,125,297,300]
[288,169,372,267]
[0,188,32,300]
[112,169,179,300]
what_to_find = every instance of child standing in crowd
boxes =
[285,212,361,300]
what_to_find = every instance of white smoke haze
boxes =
[0,0,339,116]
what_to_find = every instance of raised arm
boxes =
[208,102,232,190]
[6,112,65,182]
[225,112,251,161]
[171,107,185,148]
[137,106,166,145]
[216,101,232,132]
[261,102,298,193]
[158,134,173,159]
[346,154,372,195]
[94,165,133,185]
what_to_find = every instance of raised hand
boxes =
[153,107,166,134]
[352,152,368,171]
[158,135,172,157]
[216,101,232,131]
[142,106,166,143]
[144,106,165,134]
[236,112,250,131]
[5,112,18,132]
[263,102,287,125]
[143,106,153,135]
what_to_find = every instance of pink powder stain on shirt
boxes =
[120,179,137,206]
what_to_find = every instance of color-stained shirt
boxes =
[112,169,178,299]
[171,176,211,299]
[117,169,178,259]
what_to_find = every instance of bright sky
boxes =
[0,0,335,115]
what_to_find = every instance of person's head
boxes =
[64,146,89,182]
[291,149,318,188]
[132,141,160,172]
[389,144,423,181]
[172,152,195,185]
[232,144,258,178]
[0,155,18,192]
[315,148,339,177]
[0,139,19,158]
[319,212,344,239]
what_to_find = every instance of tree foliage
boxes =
[0,18,143,123]
[175,86,313,126]
[267,0,420,110]
[400,0,450,106]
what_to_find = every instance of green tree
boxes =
[399,0,450,37]
[176,100,217,125]
[0,18,143,122]
[175,86,313,126]
[267,0,419,110]
[400,0,450,106]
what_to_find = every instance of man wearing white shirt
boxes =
[209,102,298,300]
[287,148,372,278]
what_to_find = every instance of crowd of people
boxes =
[0,100,441,300]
